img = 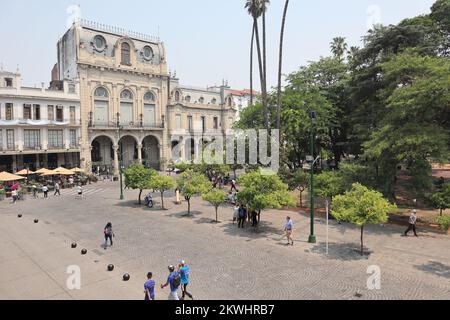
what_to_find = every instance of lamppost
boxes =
[116,116,124,200]
[308,110,317,244]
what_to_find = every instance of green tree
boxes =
[281,168,309,207]
[203,188,228,222]
[149,175,175,210]
[332,183,396,255]
[237,170,295,224]
[123,164,156,205]
[177,170,211,215]
[276,0,290,130]
[430,184,450,216]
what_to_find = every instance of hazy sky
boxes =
[0,0,436,89]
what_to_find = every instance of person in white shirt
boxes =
[284,216,294,246]
[404,209,418,237]
[77,185,83,199]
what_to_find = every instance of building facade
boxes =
[0,70,81,172]
[56,20,237,175]
[0,20,240,175]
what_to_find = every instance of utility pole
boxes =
[308,110,317,244]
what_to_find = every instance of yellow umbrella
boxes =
[16,169,36,175]
[35,168,52,175]
[71,167,85,173]
[51,167,75,175]
[0,171,26,182]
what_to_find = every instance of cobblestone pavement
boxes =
[0,181,449,300]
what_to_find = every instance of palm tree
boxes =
[245,0,268,129]
[330,36,348,60]
[250,25,255,106]
[276,0,290,130]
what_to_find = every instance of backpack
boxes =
[171,272,181,288]
[239,208,246,218]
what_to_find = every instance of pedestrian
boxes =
[161,265,181,300]
[54,182,61,196]
[77,184,83,199]
[238,204,246,228]
[42,185,48,198]
[404,209,418,237]
[179,260,194,300]
[251,210,258,228]
[32,185,38,199]
[233,204,240,224]
[284,216,294,246]
[144,272,156,301]
[104,222,114,249]
[230,179,238,192]
[11,189,17,204]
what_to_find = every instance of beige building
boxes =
[0,69,81,173]
[56,20,237,175]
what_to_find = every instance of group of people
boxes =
[29,182,83,200]
[232,204,259,228]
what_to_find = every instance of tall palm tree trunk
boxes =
[262,12,269,130]
[253,19,267,127]
[277,0,289,130]
[250,25,255,106]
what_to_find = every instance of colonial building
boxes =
[56,20,237,175]
[0,69,81,172]
[0,20,241,175]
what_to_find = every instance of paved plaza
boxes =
[0,181,449,300]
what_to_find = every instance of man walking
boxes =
[42,185,48,199]
[179,260,194,300]
[161,266,181,300]
[284,216,294,246]
[32,185,38,199]
[77,184,83,199]
[251,210,258,228]
[144,272,156,301]
[238,205,246,229]
[54,182,61,196]
[104,222,114,249]
[404,209,418,237]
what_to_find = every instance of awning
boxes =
[0,172,27,182]
[16,169,36,175]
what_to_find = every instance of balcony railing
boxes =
[0,118,81,126]
[89,120,164,129]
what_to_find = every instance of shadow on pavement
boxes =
[414,261,450,279]
[219,220,283,240]
[310,242,372,261]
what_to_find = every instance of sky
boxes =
[0,0,436,89]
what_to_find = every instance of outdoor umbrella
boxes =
[35,168,52,175]
[0,172,26,182]
[52,167,75,175]
[71,167,85,173]
[16,169,36,175]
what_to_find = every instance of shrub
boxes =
[436,215,450,231]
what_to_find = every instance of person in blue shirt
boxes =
[179,260,194,300]
[161,265,180,300]
[144,272,155,300]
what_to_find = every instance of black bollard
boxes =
[81,249,87,255]
[71,243,77,249]
[122,273,130,281]
[107,264,115,272]
[18,214,22,218]
[34,219,39,224]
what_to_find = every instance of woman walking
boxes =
[104,222,115,249]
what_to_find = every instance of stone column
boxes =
[113,145,120,177]
[35,154,40,170]
[137,144,143,164]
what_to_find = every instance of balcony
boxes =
[0,118,81,127]
[23,144,43,151]
[88,120,164,130]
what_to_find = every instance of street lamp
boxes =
[308,110,317,244]
[116,118,125,201]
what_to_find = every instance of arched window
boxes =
[93,87,109,125]
[175,91,180,102]
[144,91,156,102]
[227,97,232,107]
[94,87,109,98]
[211,98,217,105]
[185,95,191,103]
[120,89,134,125]
[199,97,205,104]
[121,42,131,65]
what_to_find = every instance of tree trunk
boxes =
[138,189,142,205]
[160,191,165,210]
[299,190,303,208]
[215,207,218,222]
[187,199,191,215]
[440,208,443,216]
[253,19,267,130]
[277,0,290,130]
[250,25,255,106]
[360,225,365,255]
